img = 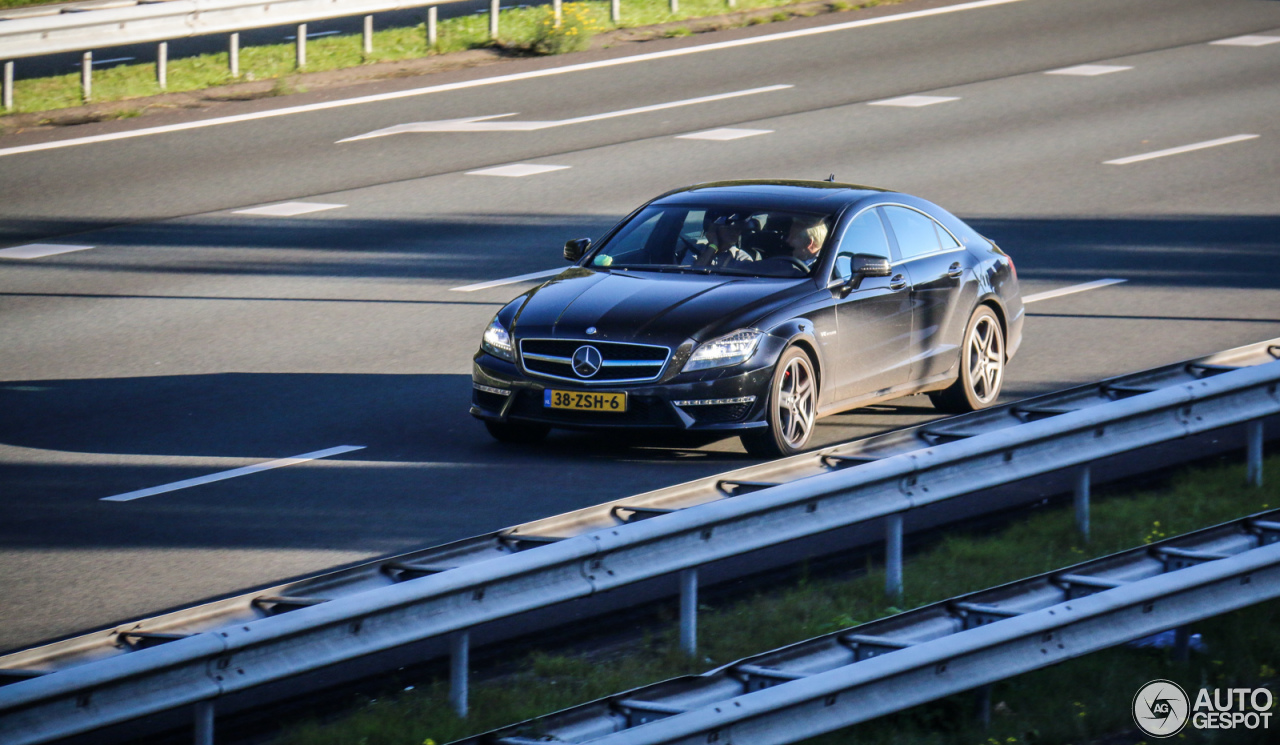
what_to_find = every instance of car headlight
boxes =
[482,317,515,362]
[683,329,763,372]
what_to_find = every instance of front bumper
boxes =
[470,353,773,432]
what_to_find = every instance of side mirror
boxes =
[851,254,891,277]
[564,238,591,262]
[830,253,892,297]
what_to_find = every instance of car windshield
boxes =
[587,205,836,278]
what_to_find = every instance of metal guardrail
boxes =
[461,511,1280,744]
[0,0,615,110]
[0,340,1276,744]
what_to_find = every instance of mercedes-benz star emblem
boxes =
[572,345,603,378]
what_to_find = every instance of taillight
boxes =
[1008,255,1017,281]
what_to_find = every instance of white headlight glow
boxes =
[682,329,763,372]
[481,317,515,362]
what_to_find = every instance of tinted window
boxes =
[588,204,836,278]
[935,222,961,250]
[833,210,891,281]
[883,206,942,260]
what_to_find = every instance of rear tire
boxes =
[929,305,1005,413]
[484,420,551,444]
[742,346,818,458]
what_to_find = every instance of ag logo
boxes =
[1133,679,1189,737]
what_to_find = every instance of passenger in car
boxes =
[695,212,755,268]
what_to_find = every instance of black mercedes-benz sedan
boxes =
[471,180,1023,457]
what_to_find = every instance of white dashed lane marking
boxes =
[677,128,774,141]
[232,202,347,216]
[101,445,366,502]
[1210,35,1280,47]
[1045,64,1132,76]
[868,95,960,107]
[0,244,94,259]
[466,164,571,177]
[451,268,563,292]
[1104,135,1259,165]
[1022,279,1127,304]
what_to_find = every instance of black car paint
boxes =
[471,181,1023,435]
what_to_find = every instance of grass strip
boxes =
[270,453,1280,745]
[0,0,897,118]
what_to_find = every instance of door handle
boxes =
[947,262,963,278]
[889,274,908,291]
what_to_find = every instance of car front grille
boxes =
[519,338,671,384]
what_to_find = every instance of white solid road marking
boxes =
[677,128,774,141]
[1045,64,1132,76]
[868,95,959,107]
[1022,278,1127,304]
[101,445,365,502]
[1104,134,1259,165]
[232,202,347,216]
[0,0,1027,158]
[451,268,563,292]
[466,164,571,177]
[0,243,94,259]
[1210,35,1280,47]
[338,85,792,141]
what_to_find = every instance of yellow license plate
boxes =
[544,389,628,413]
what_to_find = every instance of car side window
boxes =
[935,222,962,250]
[832,210,891,282]
[883,206,942,260]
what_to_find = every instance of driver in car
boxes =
[786,215,830,268]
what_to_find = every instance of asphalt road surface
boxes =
[1,0,1278,655]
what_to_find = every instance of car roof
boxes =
[651,180,891,212]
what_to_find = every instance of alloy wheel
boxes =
[778,355,816,449]
[966,314,1004,405]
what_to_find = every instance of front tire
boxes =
[484,420,551,444]
[929,305,1005,413]
[743,346,818,458]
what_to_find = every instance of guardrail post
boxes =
[611,0,620,23]
[1247,420,1264,487]
[296,24,307,69]
[449,631,469,718]
[194,700,214,745]
[157,42,167,89]
[1173,626,1191,662]
[553,0,562,26]
[1075,465,1091,543]
[489,0,499,40]
[727,0,735,7]
[229,33,239,77]
[975,684,992,729]
[885,513,903,601]
[680,568,698,656]
[80,51,92,102]
[670,0,678,13]
[427,7,438,48]
[2,61,13,112]
[363,15,373,55]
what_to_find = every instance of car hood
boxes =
[512,268,802,344]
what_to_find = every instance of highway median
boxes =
[0,0,906,128]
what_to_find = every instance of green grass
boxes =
[1,0,899,117]
[270,454,1280,745]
